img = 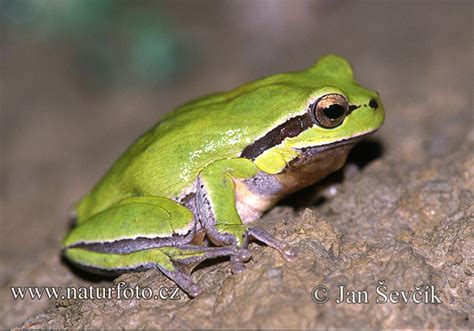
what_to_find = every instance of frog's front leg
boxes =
[196,158,297,272]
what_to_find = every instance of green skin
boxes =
[62,55,384,297]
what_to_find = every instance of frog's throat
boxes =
[235,134,371,223]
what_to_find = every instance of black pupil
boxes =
[323,104,345,119]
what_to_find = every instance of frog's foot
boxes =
[248,227,297,262]
[163,245,246,294]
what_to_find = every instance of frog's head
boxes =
[244,55,384,174]
[290,55,384,149]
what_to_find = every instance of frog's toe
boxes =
[230,258,247,274]
[236,248,252,262]
[188,284,202,297]
[248,227,297,261]
[157,265,202,297]
[227,244,251,273]
[281,244,298,261]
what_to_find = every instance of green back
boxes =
[75,55,377,221]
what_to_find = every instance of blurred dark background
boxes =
[0,0,472,327]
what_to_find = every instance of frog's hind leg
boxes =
[63,196,243,296]
[64,244,241,297]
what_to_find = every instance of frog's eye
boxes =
[310,93,348,128]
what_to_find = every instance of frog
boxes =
[62,55,384,297]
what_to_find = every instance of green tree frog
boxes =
[62,55,384,297]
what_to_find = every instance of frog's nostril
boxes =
[369,99,378,109]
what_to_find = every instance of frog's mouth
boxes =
[241,108,378,161]
[297,129,377,156]
[275,130,377,194]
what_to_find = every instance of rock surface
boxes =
[17,143,474,329]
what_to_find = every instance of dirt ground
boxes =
[1,1,472,329]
